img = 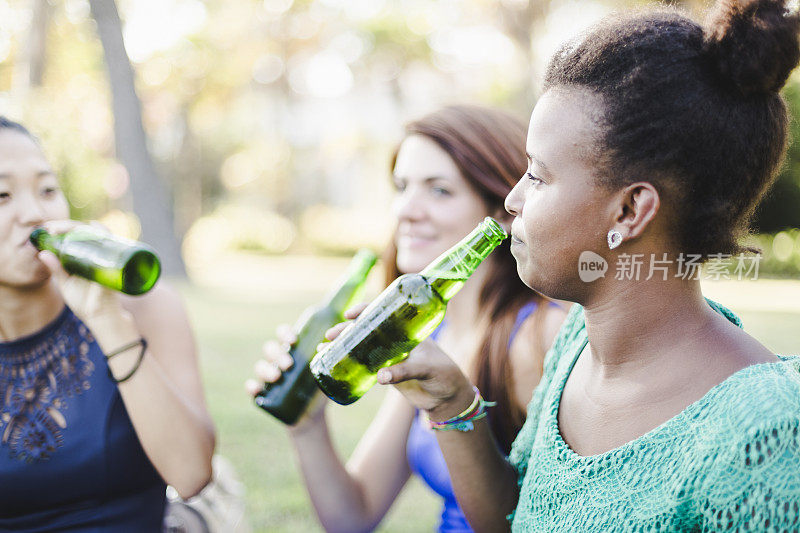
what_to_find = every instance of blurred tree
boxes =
[88,0,185,275]
[499,0,549,108]
[13,0,48,92]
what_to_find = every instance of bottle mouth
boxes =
[347,249,378,275]
[29,228,47,248]
[480,217,508,241]
[121,250,161,295]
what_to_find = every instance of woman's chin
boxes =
[396,255,434,275]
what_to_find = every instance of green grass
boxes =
[175,258,800,532]
[180,280,440,532]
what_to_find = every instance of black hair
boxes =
[543,0,800,256]
[0,116,34,138]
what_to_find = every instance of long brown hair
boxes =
[385,105,549,454]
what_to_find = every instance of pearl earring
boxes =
[607,230,623,250]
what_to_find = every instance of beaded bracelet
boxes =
[106,337,147,383]
[427,386,496,432]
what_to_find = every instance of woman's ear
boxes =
[610,181,660,242]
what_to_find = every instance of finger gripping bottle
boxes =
[310,217,507,405]
[255,249,377,424]
[30,226,161,296]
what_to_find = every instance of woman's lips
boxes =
[397,234,436,248]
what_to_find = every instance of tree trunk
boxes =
[13,0,49,92]
[88,0,186,276]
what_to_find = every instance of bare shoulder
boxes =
[541,303,570,350]
[702,309,779,376]
[119,281,193,337]
[120,280,186,318]
[509,303,569,360]
[508,302,570,410]
[118,280,196,363]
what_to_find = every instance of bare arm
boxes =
[247,318,415,533]
[287,388,414,532]
[424,305,567,530]
[508,304,568,411]
[114,282,216,498]
[376,341,521,532]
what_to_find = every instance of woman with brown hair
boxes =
[247,105,566,532]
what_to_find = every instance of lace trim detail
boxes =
[507,302,800,531]
[0,309,95,462]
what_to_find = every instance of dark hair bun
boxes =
[703,0,800,96]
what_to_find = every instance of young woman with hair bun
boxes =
[354,1,800,530]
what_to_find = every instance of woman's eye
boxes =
[392,180,406,193]
[0,191,10,201]
[431,186,451,197]
[526,172,543,184]
[41,187,58,196]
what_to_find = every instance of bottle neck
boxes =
[324,251,377,314]
[420,218,506,303]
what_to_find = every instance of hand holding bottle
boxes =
[37,220,144,377]
[248,250,377,425]
[31,221,161,295]
[36,221,130,323]
[246,323,329,431]
[310,217,507,405]
[322,307,477,423]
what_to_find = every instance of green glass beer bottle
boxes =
[310,217,507,405]
[255,249,377,424]
[30,226,161,295]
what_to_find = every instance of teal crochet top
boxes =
[508,301,800,532]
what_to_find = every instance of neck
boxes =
[581,276,717,375]
[0,281,65,342]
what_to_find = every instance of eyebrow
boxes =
[0,171,54,180]
[526,152,552,177]
[392,175,450,184]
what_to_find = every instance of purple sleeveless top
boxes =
[406,301,539,533]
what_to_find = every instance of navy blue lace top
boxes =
[406,301,539,533]
[0,306,166,532]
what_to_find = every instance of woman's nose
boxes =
[16,192,47,227]
[393,187,427,222]
[504,177,524,217]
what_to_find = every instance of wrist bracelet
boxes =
[105,337,147,383]
[427,386,496,432]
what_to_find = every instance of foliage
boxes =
[753,77,800,233]
[748,230,800,277]
[0,0,540,255]
[182,204,296,266]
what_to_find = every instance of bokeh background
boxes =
[2,0,800,531]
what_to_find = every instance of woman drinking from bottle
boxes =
[0,117,215,530]
[246,105,567,532]
[351,0,800,530]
